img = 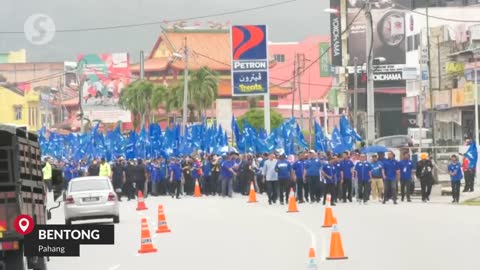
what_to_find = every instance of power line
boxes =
[395,3,480,23]
[192,50,335,87]
[0,0,297,34]
[274,3,367,86]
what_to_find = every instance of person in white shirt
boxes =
[262,153,278,205]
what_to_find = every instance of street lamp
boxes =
[169,43,189,136]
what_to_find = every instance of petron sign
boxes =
[231,25,269,96]
[329,0,342,66]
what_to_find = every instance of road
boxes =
[46,193,480,270]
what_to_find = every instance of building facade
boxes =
[0,85,41,129]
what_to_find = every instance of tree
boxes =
[118,80,168,129]
[165,67,218,122]
[237,109,284,131]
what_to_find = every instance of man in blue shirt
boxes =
[448,154,463,203]
[220,152,237,198]
[304,150,323,203]
[321,158,337,206]
[340,152,355,203]
[158,157,168,195]
[169,158,183,199]
[382,151,400,204]
[398,152,414,202]
[292,152,308,203]
[354,154,372,204]
[370,155,384,202]
[275,154,293,205]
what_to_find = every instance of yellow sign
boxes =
[445,62,464,75]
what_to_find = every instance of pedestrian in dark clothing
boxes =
[111,157,126,201]
[383,151,400,204]
[87,160,100,176]
[416,153,434,202]
[275,154,293,205]
[398,152,414,202]
[354,154,372,204]
[238,155,251,195]
[134,159,147,196]
[322,158,337,205]
[340,152,354,203]
[124,160,136,200]
[210,155,220,195]
[182,157,193,195]
[304,150,322,203]
[169,158,183,199]
[293,153,308,203]
[448,155,463,203]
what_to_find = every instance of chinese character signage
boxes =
[231,25,269,96]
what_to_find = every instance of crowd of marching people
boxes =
[42,139,477,205]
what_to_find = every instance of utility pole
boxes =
[353,57,358,131]
[365,0,375,144]
[426,1,437,159]
[297,53,305,130]
[76,62,85,133]
[181,38,189,136]
[140,50,145,80]
[291,58,296,118]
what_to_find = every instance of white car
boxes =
[64,176,120,225]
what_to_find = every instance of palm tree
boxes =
[164,67,218,122]
[118,80,168,129]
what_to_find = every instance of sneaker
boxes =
[407,199,412,202]
[280,201,284,205]
[393,201,398,205]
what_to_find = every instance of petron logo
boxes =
[231,25,267,60]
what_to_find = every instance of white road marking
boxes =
[108,264,121,270]
[262,209,322,260]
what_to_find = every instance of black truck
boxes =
[0,124,62,270]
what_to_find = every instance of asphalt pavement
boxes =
[45,192,480,270]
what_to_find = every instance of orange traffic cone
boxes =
[307,247,318,270]
[193,179,202,197]
[308,247,316,258]
[322,195,335,227]
[326,226,348,260]
[287,188,299,213]
[136,190,148,211]
[333,217,338,225]
[155,205,171,233]
[138,218,157,254]
[247,181,257,203]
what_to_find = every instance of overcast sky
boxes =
[0,0,330,63]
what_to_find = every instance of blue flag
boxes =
[465,142,478,169]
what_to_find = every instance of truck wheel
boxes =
[65,219,72,225]
[5,248,25,270]
[113,215,120,224]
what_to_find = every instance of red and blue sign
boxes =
[231,25,269,96]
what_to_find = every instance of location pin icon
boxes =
[14,214,34,235]
[19,218,29,232]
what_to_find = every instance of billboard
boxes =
[320,42,332,77]
[231,25,269,96]
[346,0,412,66]
[329,0,343,66]
[77,53,132,123]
